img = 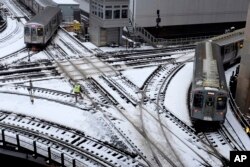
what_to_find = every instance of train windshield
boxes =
[206,97,214,107]
[24,27,30,35]
[216,97,227,110]
[31,28,36,36]
[193,94,203,108]
[37,28,43,36]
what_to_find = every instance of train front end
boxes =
[24,23,44,46]
[191,87,228,124]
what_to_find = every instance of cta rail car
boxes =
[19,0,56,14]
[24,6,61,47]
[190,41,228,124]
[210,28,244,67]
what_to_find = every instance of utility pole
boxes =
[28,49,30,62]
[28,80,34,104]
[156,9,161,38]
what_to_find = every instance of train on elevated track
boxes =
[210,28,244,68]
[24,6,61,47]
[20,0,61,47]
[190,41,228,124]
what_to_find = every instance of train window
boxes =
[113,9,120,19]
[193,94,203,108]
[206,97,214,106]
[216,97,227,110]
[24,27,30,35]
[224,45,233,54]
[37,28,43,36]
[31,28,36,36]
[122,9,128,18]
[52,17,56,25]
[105,10,112,19]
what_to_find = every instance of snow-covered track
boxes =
[0,111,143,167]
[101,49,194,69]
[57,27,93,54]
[99,44,195,58]
[0,18,7,32]
[0,18,20,43]
[0,85,92,110]
[0,48,27,62]
[3,0,28,23]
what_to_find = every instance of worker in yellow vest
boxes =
[246,127,250,135]
[73,83,83,102]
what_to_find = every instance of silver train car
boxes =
[19,0,56,14]
[191,41,228,124]
[210,28,244,67]
[24,6,61,46]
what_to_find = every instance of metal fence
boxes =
[0,129,87,167]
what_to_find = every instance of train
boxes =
[190,41,228,124]
[19,0,61,47]
[210,28,244,68]
[24,6,61,47]
[19,0,56,14]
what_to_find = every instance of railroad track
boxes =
[0,18,20,43]
[92,58,216,166]
[142,60,214,167]
[0,84,91,108]
[0,48,27,61]
[183,64,250,166]
[47,36,165,166]
[0,61,58,85]
[98,44,195,58]
[0,110,143,167]
[43,45,155,166]
[100,48,194,69]
[57,27,93,54]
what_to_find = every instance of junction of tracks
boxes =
[0,1,250,167]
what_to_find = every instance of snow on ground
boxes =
[82,42,99,50]
[121,66,158,88]
[23,51,50,62]
[23,78,72,93]
[0,17,25,55]
[0,93,116,142]
[1,6,250,166]
[164,62,193,125]
[100,45,154,52]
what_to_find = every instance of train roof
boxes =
[35,0,57,7]
[52,0,79,5]
[26,6,60,26]
[193,41,227,90]
[210,28,244,46]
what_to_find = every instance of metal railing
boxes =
[0,129,87,167]
[135,25,215,46]
[128,19,216,47]
[0,10,7,32]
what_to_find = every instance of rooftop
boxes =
[52,0,79,5]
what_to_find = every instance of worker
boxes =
[246,127,250,135]
[73,83,83,102]
[27,80,34,104]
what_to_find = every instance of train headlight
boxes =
[217,112,224,115]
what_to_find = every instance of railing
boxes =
[135,25,215,46]
[0,129,86,167]
[157,35,216,46]
[128,19,216,47]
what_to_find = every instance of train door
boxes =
[24,26,31,43]
[31,27,37,41]
[204,93,215,121]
